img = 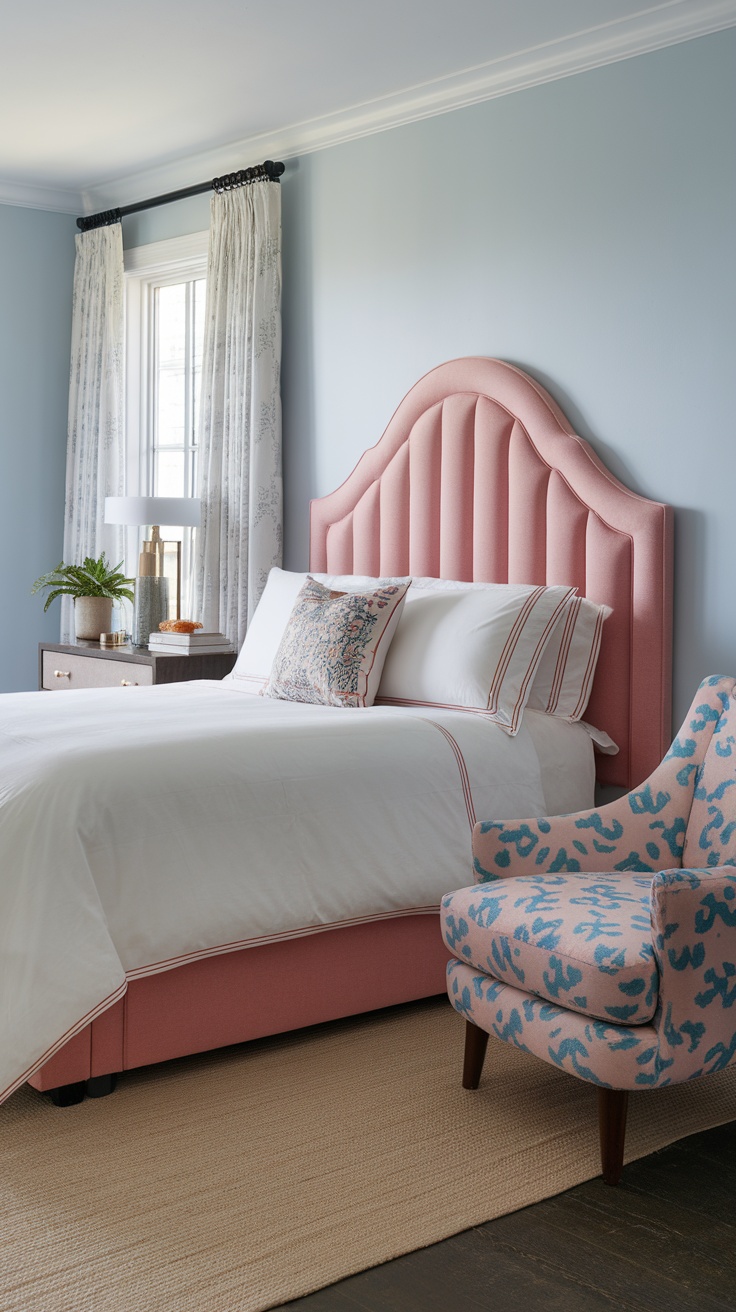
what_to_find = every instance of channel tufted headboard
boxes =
[310,357,673,791]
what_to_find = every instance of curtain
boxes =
[61,224,125,642]
[195,182,282,646]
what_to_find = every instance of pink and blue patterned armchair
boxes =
[441,676,736,1184]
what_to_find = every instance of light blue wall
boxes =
[279,30,736,728]
[123,194,210,249]
[0,205,76,691]
[118,30,735,727]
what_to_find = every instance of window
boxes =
[124,232,209,615]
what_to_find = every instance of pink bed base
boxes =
[29,358,673,1097]
[29,915,449,1092]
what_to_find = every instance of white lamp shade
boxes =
[105,496,201,528]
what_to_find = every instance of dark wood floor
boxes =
[279,1120,736,1311]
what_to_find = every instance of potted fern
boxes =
[32,554,135,641]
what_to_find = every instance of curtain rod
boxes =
[76,159,285,232]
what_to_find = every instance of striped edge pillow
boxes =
[376,583,575,734]
[263,576,410,708]
[527,595,612,721]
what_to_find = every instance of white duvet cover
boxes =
[0,681,595,1104]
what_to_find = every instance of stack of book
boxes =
[148,630,235,655]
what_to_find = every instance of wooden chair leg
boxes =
[598,1088,629,1185]
[462,1021,489,1089]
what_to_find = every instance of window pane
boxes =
[154,449,186,498]
[156,366,186,446]
[139,271,206,617]
[157,284,186,366]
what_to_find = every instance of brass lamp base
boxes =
[139,526,182,621]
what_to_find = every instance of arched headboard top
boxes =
[310,358,673,790]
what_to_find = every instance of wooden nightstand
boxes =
[39,641,237,691]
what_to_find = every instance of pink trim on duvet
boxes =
[123,905,441,979]
[421,719,476,829]
[0,979,128,1108]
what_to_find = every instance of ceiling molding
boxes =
[0,177,83,216]
[40,0,736,214]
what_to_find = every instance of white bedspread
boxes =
[0,681,594,1103]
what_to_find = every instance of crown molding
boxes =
[0,176,82,216]
[81,0,736,213]
[11,0,736,216]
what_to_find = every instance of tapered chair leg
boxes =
[462,1021,489,1089]
[598,1088,629,1185]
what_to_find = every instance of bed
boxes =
[6,356,672,1106]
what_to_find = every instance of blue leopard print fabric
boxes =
[473,676,736,881]
[443,677,736,1090]
[441,873,657,1024]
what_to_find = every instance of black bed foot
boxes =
[49,1081,86,1107]
[86,1073,117,1099]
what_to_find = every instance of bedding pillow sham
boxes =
[526,593,612,721]
[228,568,308,691]
[377,581,575,734]
[263,576,410,708]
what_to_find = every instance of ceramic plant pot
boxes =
[74,596,113,641]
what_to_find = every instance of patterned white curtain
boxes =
[195,182,282,646]
[61,224,125,641]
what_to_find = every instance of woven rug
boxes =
[1,998,735,1312]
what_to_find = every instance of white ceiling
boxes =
[2,0,734,214]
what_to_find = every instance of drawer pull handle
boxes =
[54,670,71,679]
[120,679,138,687]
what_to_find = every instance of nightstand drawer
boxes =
[42,651,153,690]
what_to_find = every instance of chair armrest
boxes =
[472,791,686,882]
[474,675,736,882]
[652,867,736,1084]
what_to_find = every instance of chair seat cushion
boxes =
[441,872,658,1024]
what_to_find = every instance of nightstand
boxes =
[39,641,237,691]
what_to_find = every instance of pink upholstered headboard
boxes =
[310,358,673,790]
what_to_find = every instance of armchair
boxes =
[441,676,736,1183]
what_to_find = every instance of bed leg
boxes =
[86,1074,117,1099]
[49,1081,86,1107]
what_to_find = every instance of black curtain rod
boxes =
[76,159,285,232]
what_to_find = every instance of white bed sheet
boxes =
[0,681,595,1103]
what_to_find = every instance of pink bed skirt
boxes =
[28,913,449,1092]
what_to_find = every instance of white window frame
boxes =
[123,232,209,610]
[124,230,209,500]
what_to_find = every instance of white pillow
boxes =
[229,568,307,692]
[263,576,410,708]
[377,582,575,734]
[527,594,612,721]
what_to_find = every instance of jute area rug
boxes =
[2,998,735,1312]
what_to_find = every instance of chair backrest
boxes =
[682,677,736,867]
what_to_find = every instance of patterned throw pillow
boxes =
[263,576,410,708]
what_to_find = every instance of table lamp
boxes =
[104,496,201,645]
